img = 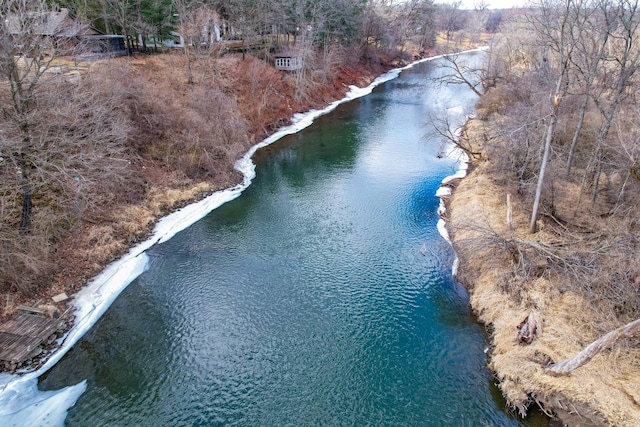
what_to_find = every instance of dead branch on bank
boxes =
[428,113,483,160]
[454,219,600,282]
[517,310,541,344]
[434,53,484,97]
[546,318,640,375]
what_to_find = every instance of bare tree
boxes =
[528,0,584,233]
[474,0,490,12]
[173,0,221,84]
[565,0,614,175]
[435,0,467,45]
[0,1,133,291]
[394,0,436,52]
[1,0,66,232]
[103,0,137,54]
[590,0,640,202]
[429,113,482,160]
[435,53,486,96]
[485,10,504,33]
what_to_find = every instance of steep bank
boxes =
[2,48,449,377]
[2,50,421,318]
[446,119,640,426]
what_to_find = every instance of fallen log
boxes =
[546,318,640,375]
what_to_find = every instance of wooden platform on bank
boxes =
[0,314,63,363]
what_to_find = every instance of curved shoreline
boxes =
[0,49,486,426]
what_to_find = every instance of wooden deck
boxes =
[0,314,63,364]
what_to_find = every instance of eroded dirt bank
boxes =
[445,119,640,426]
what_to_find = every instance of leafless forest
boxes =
[445,0,640,422]
[2,0,639,422]
[477,0,640,326]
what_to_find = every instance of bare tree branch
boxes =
[435,53,484,97]
[428,112,482,160]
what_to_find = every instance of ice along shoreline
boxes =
[0,48,485,426]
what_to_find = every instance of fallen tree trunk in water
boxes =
[546,318,640,375]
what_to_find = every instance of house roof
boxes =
[6,8,102,37]
[274,50,301,58]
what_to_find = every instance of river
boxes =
[37,52,536,426]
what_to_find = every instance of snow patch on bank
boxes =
[432,59,484,275]
[430,46,484,267]
[0,380,86,427]
[0,49,486,426]
[436,118,473,277]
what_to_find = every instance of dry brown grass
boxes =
[448,119,640,426]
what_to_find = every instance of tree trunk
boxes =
[566,10,610,177]
[546,318,640,375]
[183,44,193,84]
[530,95,560,233]
[565,92,589,176]
[125,32,133,56]
[591,89,625,202]
[18,155,32,233]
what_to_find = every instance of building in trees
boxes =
[274,50,302,70]
[5,7,125,58]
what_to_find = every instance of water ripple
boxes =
[39,52,524,427]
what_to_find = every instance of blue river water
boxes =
[40,53,541,426]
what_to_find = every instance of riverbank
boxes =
[0,47,492,426]
[446,118,640,426]
[1,49,425,320]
